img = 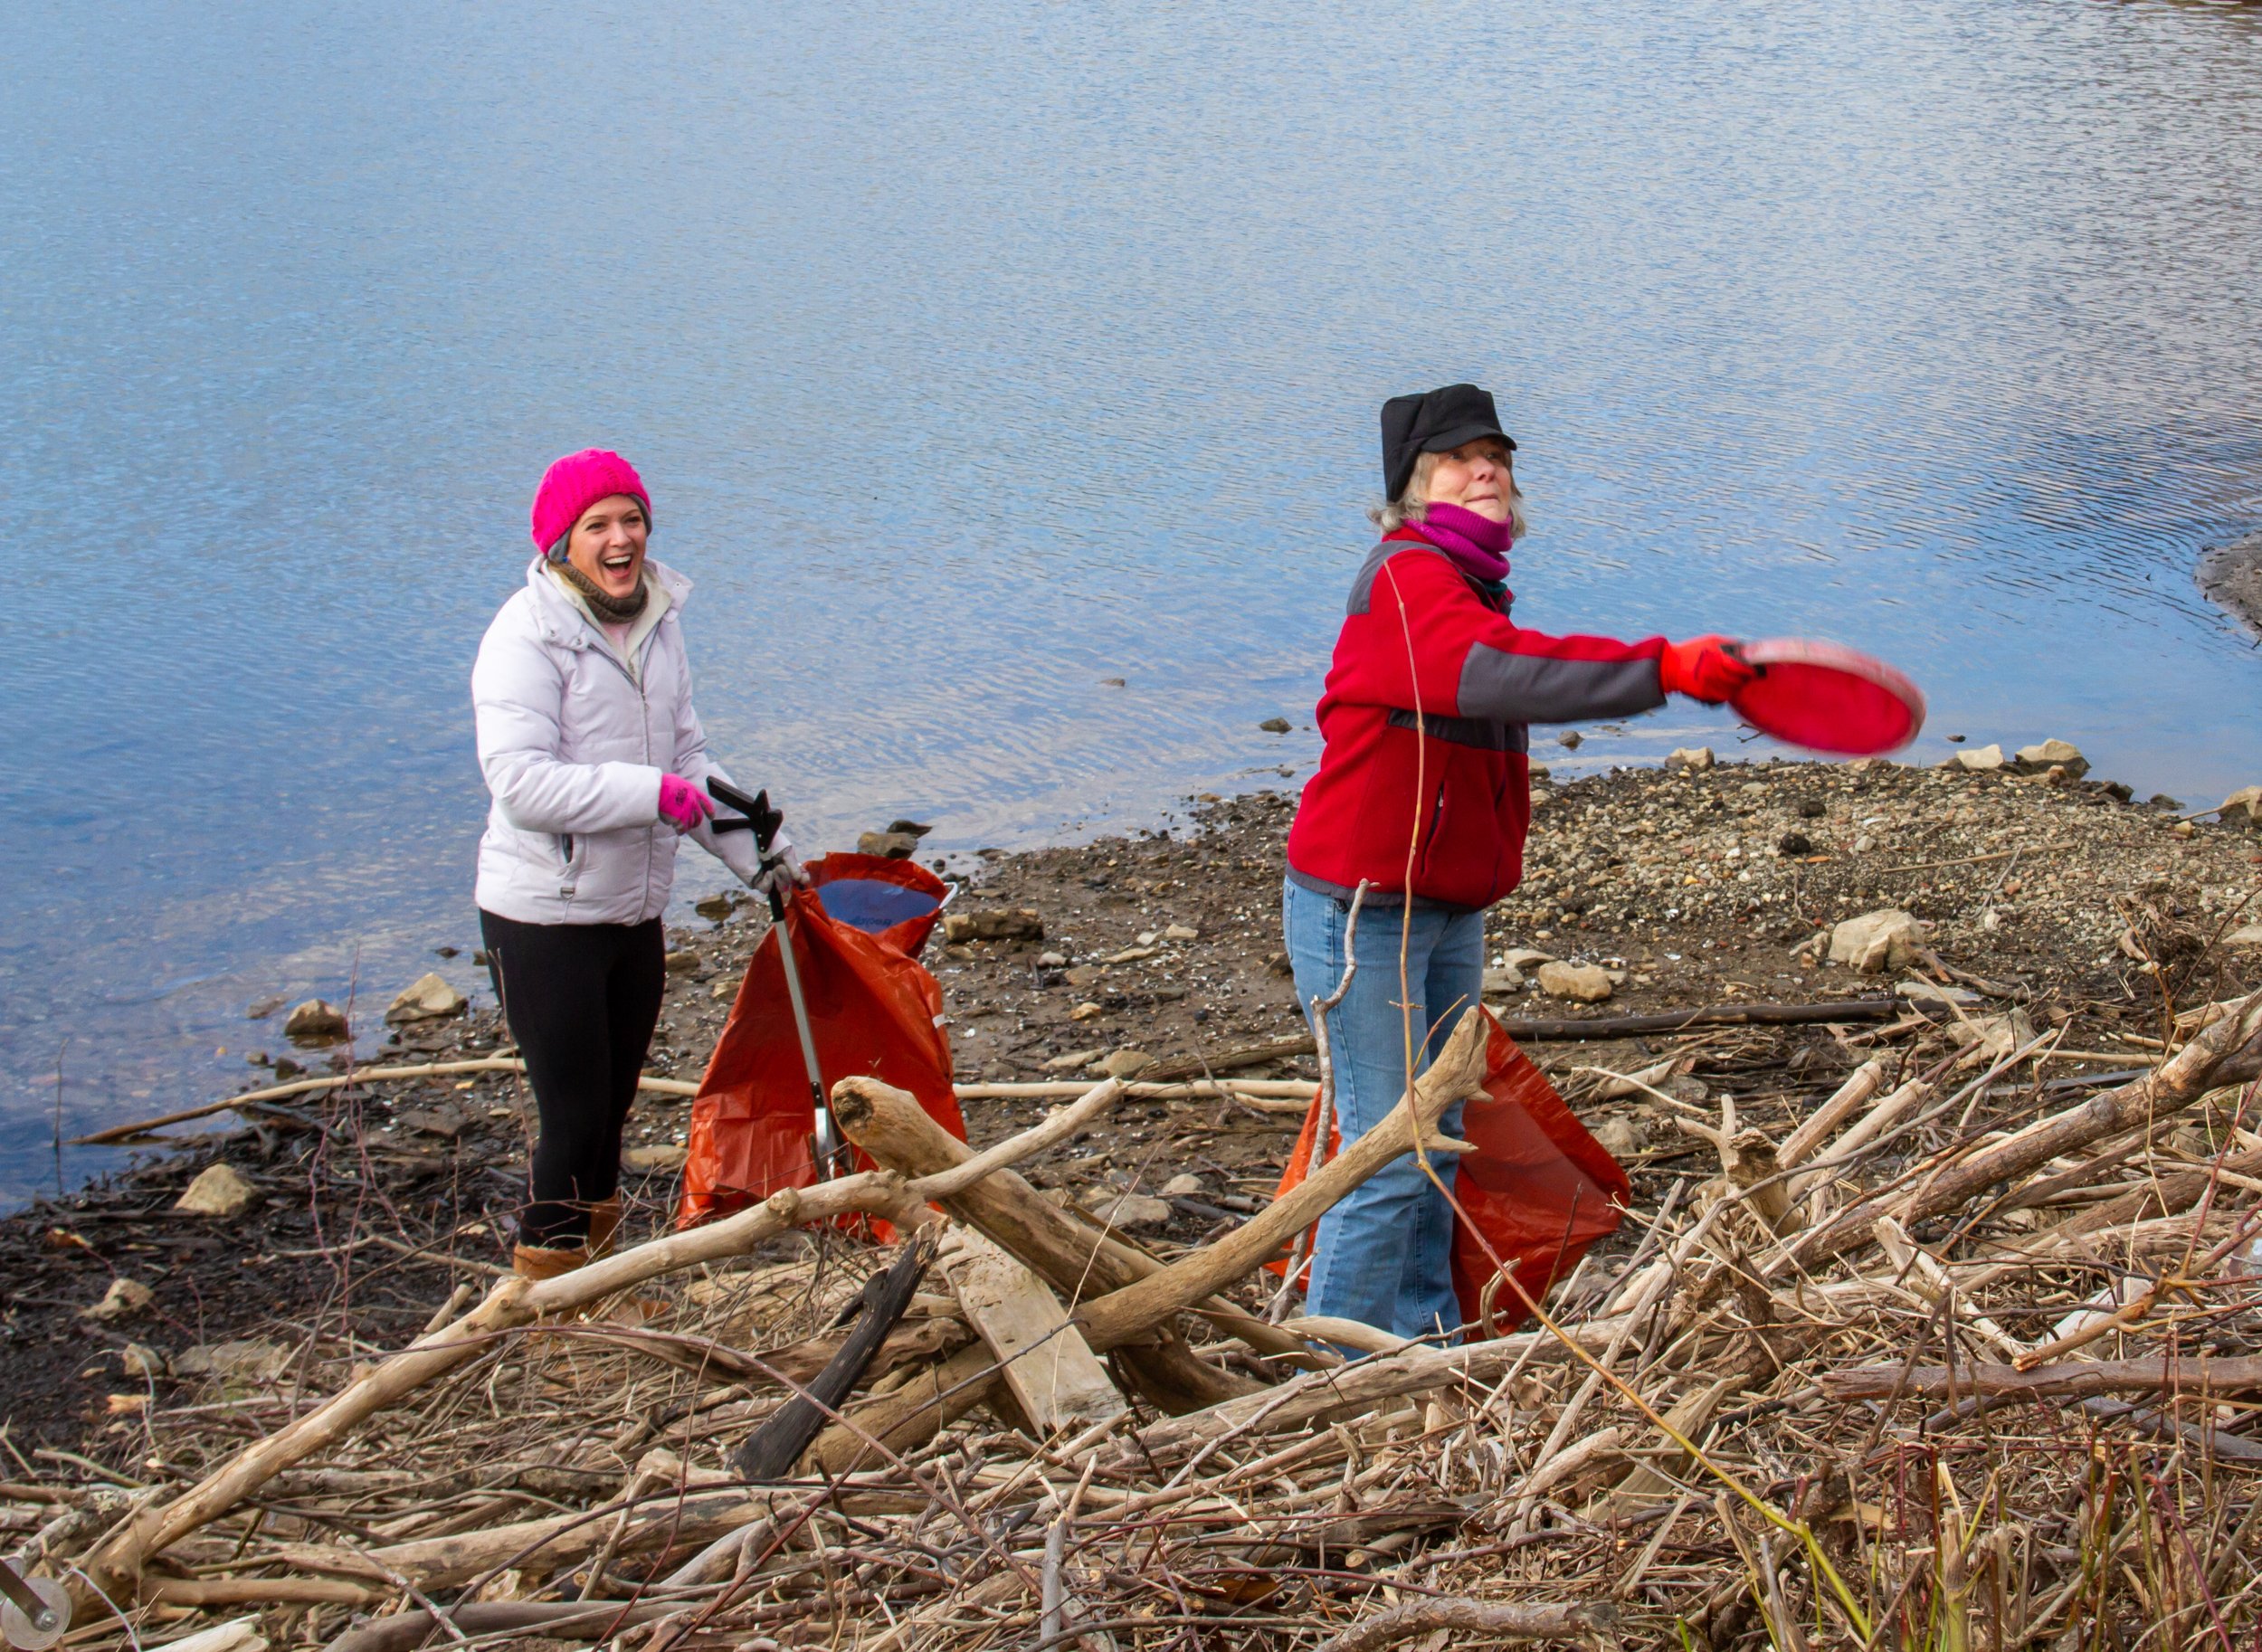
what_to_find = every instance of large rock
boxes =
[1829,908,1926,973]
[384,972,466,1025]
[282,1000,348,1042]
[1077,1188,1174,1230]
[943,908,1045,944]
[1948,745,2005,773]
[858,831,923,859]
[2012,738,2088,780]
[1535,961,1613,1003]
[175,1163,261,1219]
[1667,746,1715,773]
[2222,785,2262,826]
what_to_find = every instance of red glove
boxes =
[1659,635,1759,704]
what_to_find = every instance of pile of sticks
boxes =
[18,989,2262,1650]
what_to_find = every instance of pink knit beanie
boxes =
[529,450,652,556]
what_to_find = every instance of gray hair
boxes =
[1368,449,1529,540]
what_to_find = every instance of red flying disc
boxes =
[1729,638,1925,755]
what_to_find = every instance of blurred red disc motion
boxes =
[1730,638,1925,755]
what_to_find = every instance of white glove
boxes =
[747,828,811,895]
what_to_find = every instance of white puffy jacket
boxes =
[471,555,757,925]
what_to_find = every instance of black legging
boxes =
[480,909,666,1247]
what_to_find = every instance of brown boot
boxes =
[587,1195,623,1259]
[511,1242,588,1282]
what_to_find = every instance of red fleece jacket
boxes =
[1285,530,1668,911]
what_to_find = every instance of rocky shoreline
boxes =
[5,742,2260,1462]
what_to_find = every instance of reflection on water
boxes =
[3,0,2260,1199]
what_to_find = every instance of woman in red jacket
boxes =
[1282,384,1754,1339]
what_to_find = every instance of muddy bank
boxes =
[5,744,2259,1462]
[2200,526,2262,641]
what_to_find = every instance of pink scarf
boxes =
[1408,500,1512,584]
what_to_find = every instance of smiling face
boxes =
[1419,438,1517,523]
[564,495,649,599]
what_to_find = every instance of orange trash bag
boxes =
[1270,1007,1629,1334]
[677,852,966,1229]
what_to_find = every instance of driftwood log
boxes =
[731,1228,936,1480]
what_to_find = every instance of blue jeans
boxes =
[1281,877,1485,1341]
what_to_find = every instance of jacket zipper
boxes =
[564,612,661,916]
[1419,782,1448,870]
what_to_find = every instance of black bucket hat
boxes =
[1381,384,1516,504]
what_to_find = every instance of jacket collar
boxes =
[520,555,691,650]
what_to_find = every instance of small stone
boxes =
[1160,1173,1206,1198]
[1044,1048,1104,1071]
[2221,785,2262,825]
[434,944,459,958]
[1136,931,1158,945]
[82,1277,154,1321]
[282,1000,348,1042]
[1164,924,1199,941]
[246,995,285,1019]
[173,1339,291,1382]
[886,819,935,838]
[1949,744,2006,772]
[1589,1117,1639,1160]
[1527,764,1550,781]
[1037,951,1069,968]
[623,1143,688,1173]
[2012,738,2088,779]
[106,1392,148,1416]
[1776,832,1813,857]
[1557,730,1583,749]
[694,892,735,920]
[1259,717,1292,734]
[272,1056,304,1079]
[384,972,466,1025]
[1063,964,1102,988]
[120,1343,166,1379]
[1501,947,1555,973]
[175,1163,261,1219]
[1668,746,1715,772]
[944,908,1045,944]
[1100,677,1127,688]
[2224,926,2262,948]
[1070,1002,1104,1021]
[2150,794,2183,812]
[1266,952,1295,978]
[1535,961,1613,1003]
[664,949,702,975]
[1829,908,1926,973]
[1482,967,1525,996]
[856,831,918,859]
[1798,799,1828,819]
[398,1106,469,1138]
[1097,1048,1153,1079]
[1077,1188,1174,1230]
[1103,945,1158,964]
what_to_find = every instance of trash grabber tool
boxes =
[0,1554,69,1651]
[706,778,844,1180]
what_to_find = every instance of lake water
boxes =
[5,0,2261,1202]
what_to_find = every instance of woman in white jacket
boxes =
[472,449,799,1280]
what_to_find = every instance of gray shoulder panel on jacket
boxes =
[1347,541,1449,616]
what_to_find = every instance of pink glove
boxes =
[658,773,716,833]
